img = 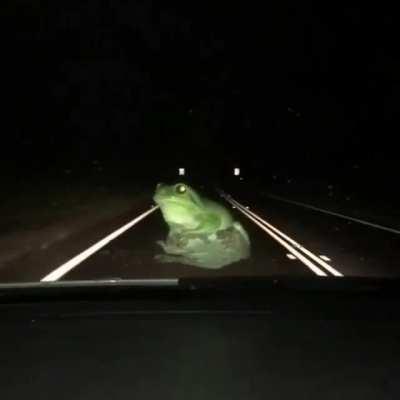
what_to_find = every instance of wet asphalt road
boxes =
[0,186,399,283]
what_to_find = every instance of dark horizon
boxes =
[2,2,398,181]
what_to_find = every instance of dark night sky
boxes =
[2,2,398,178]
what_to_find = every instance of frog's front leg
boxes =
[183,213,221,237]
[156,240,169,252]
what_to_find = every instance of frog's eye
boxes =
[176,184,187,194]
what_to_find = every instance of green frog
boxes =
[153,183,250,269]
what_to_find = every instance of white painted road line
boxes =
[224,198,328,276]
[268,194,400,235]
[320,255,331,262]
[221,193,344,277]
[41,205,159,282]
[228,197,344,277]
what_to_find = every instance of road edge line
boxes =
[41,205,159,282]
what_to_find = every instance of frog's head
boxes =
[153,183,204,228]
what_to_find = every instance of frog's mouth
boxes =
[153,192,187,205]
[156,199,190,210]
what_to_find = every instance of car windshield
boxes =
[1,3,398,285]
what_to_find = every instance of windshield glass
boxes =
[1,3,398,285]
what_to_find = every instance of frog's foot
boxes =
[154,254,183,264]
[156,240,168,252]
[233,221,250,244]
[158,240,187,255]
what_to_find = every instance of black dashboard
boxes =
[1,278,399,399]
